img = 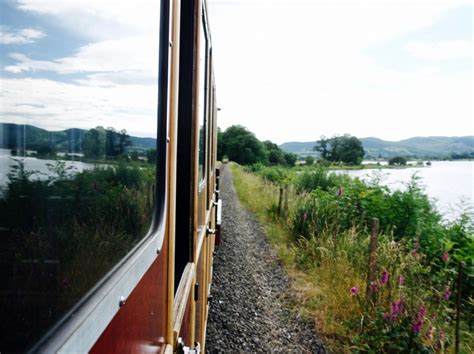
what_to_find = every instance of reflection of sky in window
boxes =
[365,5,472,74]
[0,0,160,138]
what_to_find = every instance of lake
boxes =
[335,161,474,221]
[0,149,99,196]
[1,149,472,221]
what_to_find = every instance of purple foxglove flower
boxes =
[380,270,389,285]
[416,305,426,322]
[412,320,423,333]
[426,326,434,340]
[398,275,404,286]
[443,287,451,300]
[370,281,377,293]
[390,302,399,319]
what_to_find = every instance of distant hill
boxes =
[280,136,474,159]
[0,123,156,152]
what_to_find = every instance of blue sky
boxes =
[366,5,472,74]
[0,0,160,137]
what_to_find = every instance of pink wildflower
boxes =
[390,302,399,319]
[412,242,420,257]
[350,287,358,295]
[398,275,404,286]
[443,287,451,300]
[380,270,389,285]
[416,304,426,322]
[412,320,423,333]
[441,251,449,263]
[370,281,377,293]
[388,298,404,320]
[426,326,434,341]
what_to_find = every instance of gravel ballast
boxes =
[205,166,326,353]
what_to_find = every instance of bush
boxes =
[389,156,408,166]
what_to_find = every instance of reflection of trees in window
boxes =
[106,127,132,158]
[82,126,131,160]
[0,159,155,351]
[83,127,106,159]
[198,124,205,181]
[198,18,208,182]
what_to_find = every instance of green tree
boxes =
[263,140,286,165]
[388,156,407,166]
[284,152,297,167]
[219,125,266,165]
[305,155,315,165]
[314,136,330,160]
[314,134,365,165]
[146,148,157,164]
[217,127,224,161]
[83,127,106,159]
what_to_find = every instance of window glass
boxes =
[198,17,208,183]
[0,1,160,351]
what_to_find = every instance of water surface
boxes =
[335,161,474,221]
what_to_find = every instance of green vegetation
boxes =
[314,135,365,165]
[217,125,297,166]
[280,136,474,160]
[84,126,131,159]
[0,159,155,345]
[233,163,473,352]
[389,156,408,166]
[0,123,156,162]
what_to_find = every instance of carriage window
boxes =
[0,2,161,351]
[198,16,208,183]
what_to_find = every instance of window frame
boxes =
[197,8,210,194]
[28,0,171,351]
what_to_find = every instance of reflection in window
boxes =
[0,2,160,351]
[198,16,208,183]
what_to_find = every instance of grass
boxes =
[231,163,363,350]
[230,162,473,352]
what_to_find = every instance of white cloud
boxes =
[0,26,45,44]
[4,66,23,73]
[0,78,158,137]
[4,36,159,85]
[15,0,160,40]
[208,0,473,143]
[405,40,472,60]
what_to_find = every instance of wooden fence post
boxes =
[366,218,379,303]
[277,187,283,218]
[283,187,289,220]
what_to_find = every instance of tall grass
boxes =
[231,163,473,352]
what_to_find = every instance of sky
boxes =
[207,0,473,143]
[0,0,161,138]
[0,0,472,143]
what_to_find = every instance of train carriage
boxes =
[0,0,220,352]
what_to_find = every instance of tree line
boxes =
[217,125,297,166]
[217,125,366,166]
